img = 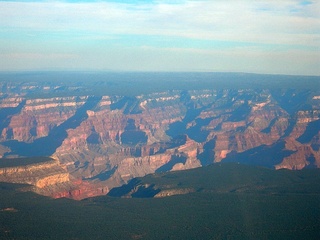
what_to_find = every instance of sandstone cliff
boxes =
[0,157,72,196]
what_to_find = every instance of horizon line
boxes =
[0,70,319,78]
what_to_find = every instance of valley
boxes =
[0,72,319,199]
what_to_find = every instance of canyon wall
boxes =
[0,76,319,199]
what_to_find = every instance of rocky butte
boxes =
[0,72,319,199]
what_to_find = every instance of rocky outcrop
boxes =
[0,97,24,108]
[0,157,109,199]
[39,179,109,200]
[1,96,87,142]
[154,188,196,198]
[0,157,70,190]
[275,138,320,170]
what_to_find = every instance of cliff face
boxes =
[275,138,320,170]
[0,77,319,199]
[1,97,87,142]
[0,157,108,199]
[0,157,71,196]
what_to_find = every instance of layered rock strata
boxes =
[0,157,71,196]
[0,82,319,199]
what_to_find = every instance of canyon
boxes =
[0,72,319,199]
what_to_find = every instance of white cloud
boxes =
[0,0,319,74]
[0,53,77,60]
[0,0,319,46]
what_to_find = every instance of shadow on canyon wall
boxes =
[155,155,187,173]
[166,91,212,143]
[0,100,26,134]
[222,141,295,168]
[3,96,101,157]
[297,119,320,144]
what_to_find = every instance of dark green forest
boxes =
[1,163,320,240]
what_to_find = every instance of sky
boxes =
[0,0,319,75]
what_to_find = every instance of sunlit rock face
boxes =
[0,73,319,199]
[0,157,71,195]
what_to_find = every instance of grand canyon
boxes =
[1,0,319,238]
[0,72,319,200]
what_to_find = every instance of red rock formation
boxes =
[0,87,319,199]
[1,97,86,142]
[0,158,73,197]
[276,138,320,170]
[50,179,109,200]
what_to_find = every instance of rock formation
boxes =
[0,73,319,199]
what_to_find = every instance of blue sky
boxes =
[0,0,319,75]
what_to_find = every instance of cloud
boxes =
[0,0,319,46]
[0,53,77,60]
[0,0,319,74]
